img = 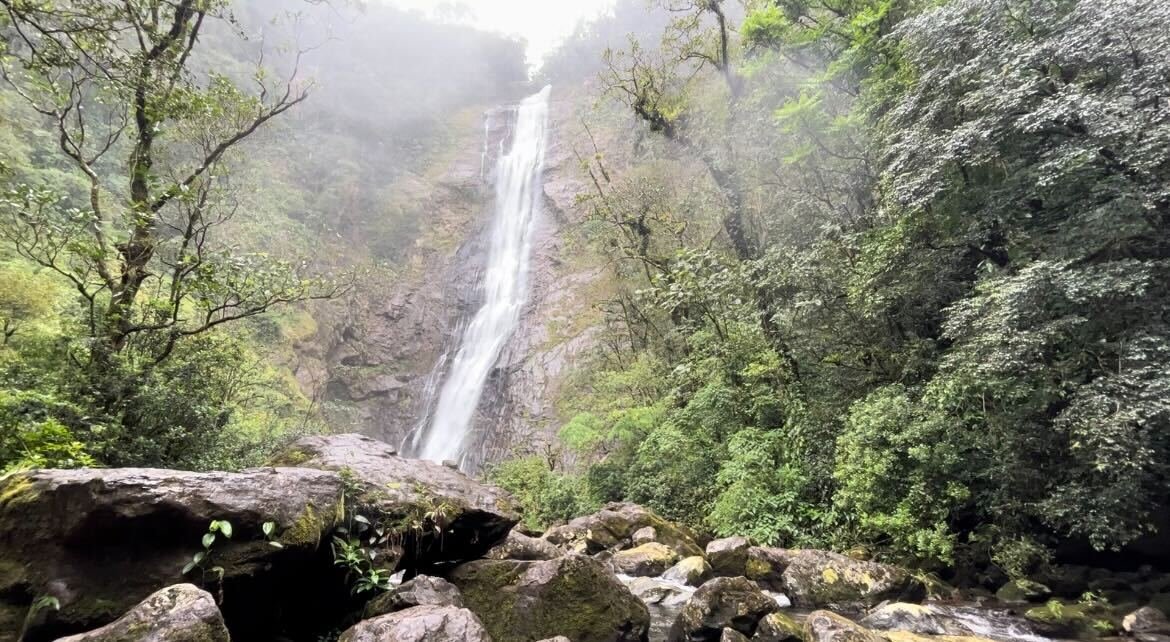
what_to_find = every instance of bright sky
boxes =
[388,0,617,66]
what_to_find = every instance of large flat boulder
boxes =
[0,434,518,642]
[448,554,650,642]
[0,466,344,642]
[486,530,562,561]
[272,433,519,569]
[543,503,703,557]
[53,584,229,642]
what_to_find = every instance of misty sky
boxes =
[389,0,617,65]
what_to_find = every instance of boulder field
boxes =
[0,435,1165,641]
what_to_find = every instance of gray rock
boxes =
[448,554,650,642]
[803,610,883,642]
[364,576,464,619]
[706,537,751,577]
[543,503,703,557]
[633,526,658,546]
[53,584,229,642]
[1125,606,1170,637]
[340,605,492,642]
[627,576,692,606]
[663,557,714,587]
[486,530,563,561]
[0,434,519,641]
[0,466,342,640]
[721,628,751,642]
[667,576,780,642]
[753,612,803,642]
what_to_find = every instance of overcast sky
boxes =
[388,0,617,66]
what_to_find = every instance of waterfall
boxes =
[414,85,551,467]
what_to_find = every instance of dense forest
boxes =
[1,0,1169,640]
[495,0,1170,580]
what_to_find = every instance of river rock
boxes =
[52,584,229,642]
[860,603,1042,639]
[1124,606,1170,640]
[1024,599,1118,638]
[707,537,752,577]
[995,579,1051,604]
[613,542,682,577]
[339,605,492,642]
[748,548,920,608]
[543,502,703,557]
[627,576,693,606]
[634,526,658,546]
[363,576,464,619]
[486,530,563,561]
[722,629,751,642]
[448,554,650,642]
[664,557,714,587]
[754,612,803,642]
[804,611,883,642]
[667,576,780,641]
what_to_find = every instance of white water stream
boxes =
[412,86,551,466]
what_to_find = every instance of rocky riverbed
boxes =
[1,434,1167,641]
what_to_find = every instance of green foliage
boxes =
[487,456,598,532]
[541,0,1170,573]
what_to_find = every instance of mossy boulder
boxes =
[751,548,921,609]
[53,584,229,642]
[744,547,792,591]
[995,579,1051,604]
[447,554,650,642]
[543,503,703,558]
[666,576,780,641]
[339,605,492,642]
[706,537,751,577]
[273,434,520,570]
[1024,599,1119,639]
[754,612,804,642]
[612,542,682,577]
[664,557,714,587]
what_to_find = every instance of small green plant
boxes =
[263,520,283,549]
[183,519,233,576]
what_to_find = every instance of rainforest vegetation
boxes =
[495,0,1170,578]
[1,0,1168,587]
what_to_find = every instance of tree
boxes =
[0,3,339,368]
[0,0,344,460]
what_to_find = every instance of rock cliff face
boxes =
[293,86,612,471]
[281,87,608,467]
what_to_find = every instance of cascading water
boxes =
[412,85,551,467]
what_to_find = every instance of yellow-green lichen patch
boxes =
[0,474,38,508]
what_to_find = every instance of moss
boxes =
[745,557,773,580]
[267,447,312,467]
[0,474,37,508]
[281,502,335,548]
[455,557,646,642]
